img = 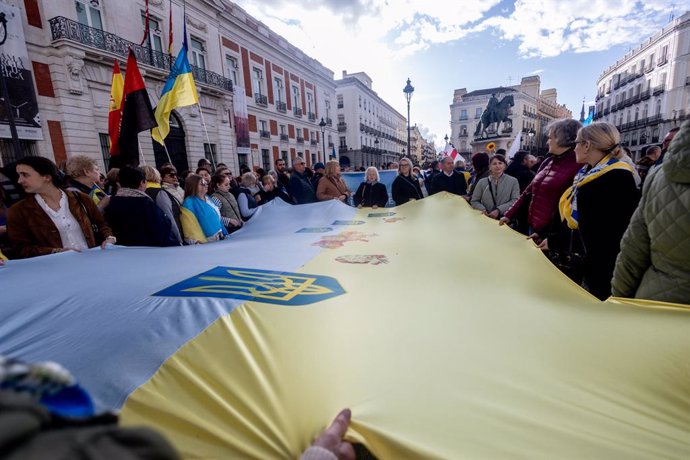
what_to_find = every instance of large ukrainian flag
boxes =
[152,34,198,146]
[1,195,689,458]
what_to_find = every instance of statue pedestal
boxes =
[471,134,514,154]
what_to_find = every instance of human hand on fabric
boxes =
[229,218,242,227]
[372,205,378,209]
[498,217,510,226]
[339,195,347,201]
[101,236,116,249]
[303,409,355,460]
[536,238,549,251]
[488,210,500,219]
[357,204,362,209]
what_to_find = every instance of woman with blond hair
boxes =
[392,157,422,205]
[538,122,639,300]
[236,171,262,220]
[354,166,388,208]
[141,165,182,245]
[316,160,351,203]
[65,154,109,210]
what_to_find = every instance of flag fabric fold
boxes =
[107,60,124,156]
[152,32,199,146]
[507,130,522,160]
[442,142,458,160]
[118,49,157,166]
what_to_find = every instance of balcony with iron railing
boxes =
[686,77,690,86]
[657,56,668,67]
[640,89,651,100]
[48,16,232,93]
[260,130,271,139]
[296,136,304,144]
[280,134,289,141]
[276,101,287,113]
[255,94,268,106]
[647,114,662,124]
[325,117,332,126]
[310,139,318,145]
[337,122,347,132]
[328,142,334,148]
[653,84,665,95]
[293,107,303,117]
[307,112,316,122]
[337,103,344,109]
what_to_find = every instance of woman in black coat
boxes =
[354,167,389,208]
[539,122,639,300]
[392,158,422,205]
[504,151,536,193]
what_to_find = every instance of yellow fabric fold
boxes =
[121,193,690,459]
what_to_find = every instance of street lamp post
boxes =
[319,117,327,162]
[528,128,535,154]
[403,78,414,158]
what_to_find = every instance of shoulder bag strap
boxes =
[71,191,99,236]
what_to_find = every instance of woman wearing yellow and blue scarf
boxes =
[538,122,639,300]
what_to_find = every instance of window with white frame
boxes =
[274,77,284,103]
[75,0,103,29]
[292,85,300,109]
[307,93,314,114]
[225,55,239,87]
[141,14,163,54]
[190,37,206,70]
[253,68,264,96]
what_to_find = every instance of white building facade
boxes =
[0,0,336,174]
[593,11,690,160]
[450,76,571,160]
[335,71,407,168]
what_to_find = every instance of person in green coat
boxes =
[611,120,690,304]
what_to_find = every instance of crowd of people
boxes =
[0,120,687,303]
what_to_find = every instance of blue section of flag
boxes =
[154,266,346,306]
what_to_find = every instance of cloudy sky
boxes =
[233,0,681,148]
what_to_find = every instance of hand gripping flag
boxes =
[118,49,157,166]
[107,60,124,156]
[152,32,199,146]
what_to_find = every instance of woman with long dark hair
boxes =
[8,156,114,258]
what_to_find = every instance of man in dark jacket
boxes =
[429,156,467,196]
[105,166,179,247]
[288,157,316,204]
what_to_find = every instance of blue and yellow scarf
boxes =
[183,196,227,238]
[559,154,632,229]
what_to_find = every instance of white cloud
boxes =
[529,69,545,75]
[483,0,675,58]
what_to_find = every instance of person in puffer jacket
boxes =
[500,119,583,237]
[611,120,690,304]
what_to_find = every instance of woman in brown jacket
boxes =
[8,156,114,259]
[316,160,351,203]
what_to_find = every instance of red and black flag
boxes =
[116,49,157,166]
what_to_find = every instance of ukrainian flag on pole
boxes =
[152,30,199,146]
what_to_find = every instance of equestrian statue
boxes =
[474,94,514,138]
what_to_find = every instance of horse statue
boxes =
[474,95,514,138]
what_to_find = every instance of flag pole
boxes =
[197,103,216,169]
[155,127,174,165]
[138,141,147,166]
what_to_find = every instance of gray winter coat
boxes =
[611,120,690,303]
[470,173,520,216]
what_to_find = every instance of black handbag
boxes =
[548,229,586,284]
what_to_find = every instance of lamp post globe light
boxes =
[319,117,327,162]
[528,128,535,154]
[403,78,414,158]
